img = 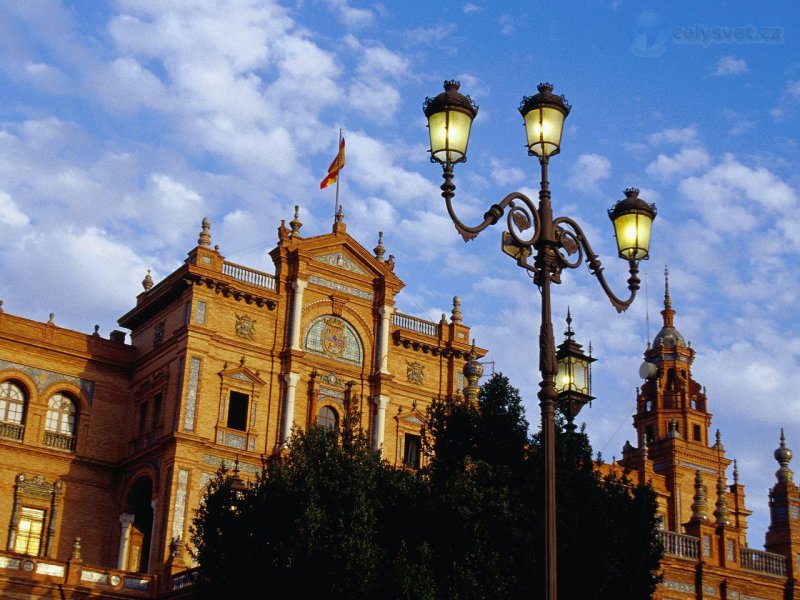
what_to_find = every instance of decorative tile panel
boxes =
[196,301,206,325]
[304,316,363,365]
[0,360,94,405]
[171,469,189,542]
[183,357,201,431]
[308,275,372,300]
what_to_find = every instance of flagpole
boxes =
[334,129,343,219]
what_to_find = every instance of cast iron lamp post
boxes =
[423,80,656,599]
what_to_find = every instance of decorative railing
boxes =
[740,547,787,576]
[171,567,200,590]
[222,261,276,290]
[0,549,154,596]
[0,421,23,441]
[393,312,439,337]
[658,530,699,560]
[43,431,76,451]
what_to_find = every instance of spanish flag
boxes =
[320,136,345,189]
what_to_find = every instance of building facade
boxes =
[0,209,481,598]
[608,273,800,599]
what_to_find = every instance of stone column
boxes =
[290,279,307,350]
[117,513,135,570]
[378,306,393,374]
[147,499,158,573]
[281,372,301,445]
[372,395,390,455]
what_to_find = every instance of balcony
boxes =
[43,431,76,451]
[0,421,23,441]
[741,547,787,577]
[658,530,699,560]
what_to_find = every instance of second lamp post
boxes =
[423,80,656,600]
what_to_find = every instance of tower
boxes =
[621,269,751,543]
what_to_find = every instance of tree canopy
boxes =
[191,374,662,599]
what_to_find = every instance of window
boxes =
[184,302,192,324]
[645,425,654,444]
[14,507,45,555]
[403,433,421,469]
[726,539,735,562]
[318,406,338,429]
[693,424,701,442]
[152,393,162,430]
[0,381,26,440]
[227,391,249,431]
[138,401,148,436]
[44,393,77,450]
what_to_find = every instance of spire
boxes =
[733,459,739,485]
[462,339,484,403]
[290,205,303,238]
[142,269,154,291]
[451,296,463,324]
[774,428,794,483]
[198,217,211,247]
[373,231,386,261]
[714,473,731,525]
[690,470,709,522]
[661,265,675,328]
[564,307,574,340]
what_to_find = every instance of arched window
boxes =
[44,393,77,451]
[0,381,26,441]
[318,406,338,429]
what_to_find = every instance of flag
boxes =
[320,137,345,189]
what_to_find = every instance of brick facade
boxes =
[0,213,481,597]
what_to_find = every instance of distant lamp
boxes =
[555,312,596,432]
[424,80,478,165]
[608,188,657,261]
[518,83,571,158]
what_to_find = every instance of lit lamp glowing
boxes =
[519,83,570,158]
[555,312,596,433]
[608,188,657,261]
[423,80,478,165]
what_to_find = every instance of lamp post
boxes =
[423,80,656,599]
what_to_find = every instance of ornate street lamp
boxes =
[424,80,656,600]
[555,311,596,433]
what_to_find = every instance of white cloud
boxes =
[678,154,798,236]
[0,192,29,227]
[490,158,525,186]
[715,56,747,76]
[90,57,169,112]
[567,153,611,192]
[647,126,699,146]
[646,147,710,180]
[463,3,481,14]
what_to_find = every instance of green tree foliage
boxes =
[191,374,661,599]
[191,411,434,599]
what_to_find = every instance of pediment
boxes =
[396,409,427,427]
[313,251,367,275]
[218,365,266,387]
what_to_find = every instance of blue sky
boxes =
[0,0,798,546]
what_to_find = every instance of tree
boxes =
[190,411,434,599]
[192,374,661,599]
[423,373,662,599]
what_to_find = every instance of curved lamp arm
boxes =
[554,216,641,313]
[441,165,541,243]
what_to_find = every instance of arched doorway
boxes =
[123,477,154,573]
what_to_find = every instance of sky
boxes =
[0,0,798,546]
